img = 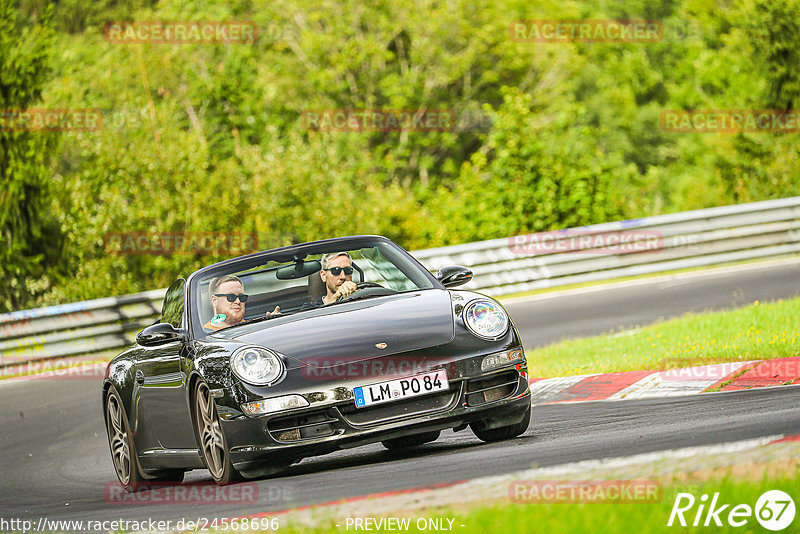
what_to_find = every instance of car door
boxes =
[132,278,198,453]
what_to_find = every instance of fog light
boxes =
[278,429,301,441]
[484,388,508,402]
[242,395,309,415]
[481,349,524,371]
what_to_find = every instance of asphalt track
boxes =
[505,259,800,347]
[1,260,798,523]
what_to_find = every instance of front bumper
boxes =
[221,366,530,472]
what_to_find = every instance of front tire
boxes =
[471,404,531,443]
[104,387,145,492]
[192,381,243,484]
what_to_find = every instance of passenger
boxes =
[204,275,279,331]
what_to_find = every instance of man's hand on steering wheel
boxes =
[332,280,358,302]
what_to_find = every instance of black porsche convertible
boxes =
[103,235,531,490]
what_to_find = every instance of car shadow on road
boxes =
[274,437,486,479]
[255,429,538,482]
[184,429,538,489]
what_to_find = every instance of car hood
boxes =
[214,290,455,365]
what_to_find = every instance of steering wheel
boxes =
[355,281,384,290]
[336,281,387,302]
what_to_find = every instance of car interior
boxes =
[197,259,370,325]
[194,243,428,331]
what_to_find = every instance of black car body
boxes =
[102,235,531,489]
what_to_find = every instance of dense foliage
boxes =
[0,1,59,310]
[2,0,799,310]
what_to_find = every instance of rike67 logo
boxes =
[668,490,796,531]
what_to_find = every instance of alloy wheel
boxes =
[106,393,131,484]
[195,382,226,479]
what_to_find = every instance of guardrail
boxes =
[0,290,165,367]
[2,196,799,368]
[414,195,800,295]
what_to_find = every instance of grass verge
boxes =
[272,464,800,533]
[525,296,800,378]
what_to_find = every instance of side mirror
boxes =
[136,323,186,347]
[436,265,473,288]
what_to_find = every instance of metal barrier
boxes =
[2,196,799,367]
[413,196,800,295]
[0,290,164,367]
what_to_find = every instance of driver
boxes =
[319,252,357,305]
[204,275,279,331]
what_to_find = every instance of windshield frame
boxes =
[186,235,442,338]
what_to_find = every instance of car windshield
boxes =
[190,237,437,334]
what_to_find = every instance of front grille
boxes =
[267,411,337,442]
[466,371,519,406]
[339,390,457,426]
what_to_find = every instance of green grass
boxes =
[435,476,800,534]
[270,470,800,533]
[525,296,800,378]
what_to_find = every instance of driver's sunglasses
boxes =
[324,266,353,276]
[214,293,249,303]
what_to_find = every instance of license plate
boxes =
[353,369,449,408]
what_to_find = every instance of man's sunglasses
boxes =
[214,293,249,303]
[324,266,354,276]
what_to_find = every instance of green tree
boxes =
[741,0,800,110]
[8,0,800,310]
[0,0,60,312]
[429,87,635,244]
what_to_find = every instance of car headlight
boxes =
[463,299,509,340]
[230,346,285,386]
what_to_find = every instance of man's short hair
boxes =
[320,251,352,270]
[209,274,243,295]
